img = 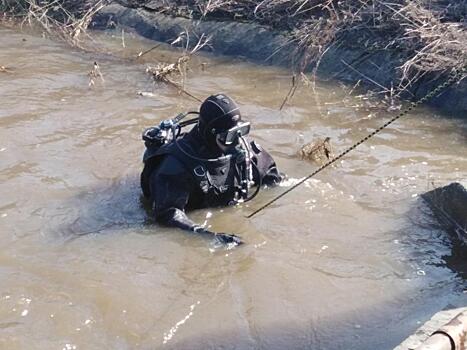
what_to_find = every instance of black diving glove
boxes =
[214,232,244,246]
[194,227,243,246]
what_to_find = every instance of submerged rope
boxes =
[247,68,466,218]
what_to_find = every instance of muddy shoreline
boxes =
[90,2,467,117]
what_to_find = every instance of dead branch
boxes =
[136,43,163,60]
[279,74,298,110]
[146,30,211,101]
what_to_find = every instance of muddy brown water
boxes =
[0,26,466,350]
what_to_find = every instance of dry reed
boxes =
[1,0,108,46]
[152,0,466,94]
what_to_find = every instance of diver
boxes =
[140,94,283,245]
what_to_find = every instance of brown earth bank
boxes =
[1,0,467,116]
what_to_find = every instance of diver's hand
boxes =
[215,232,244,246]
[193,226,243,246]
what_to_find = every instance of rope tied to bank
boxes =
[247,67,466,219]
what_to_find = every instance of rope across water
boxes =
[247,68,466,218]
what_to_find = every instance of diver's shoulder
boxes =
[157,154,187,176]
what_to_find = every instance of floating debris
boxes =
[136,91,156,98]
[0,65,12,73]
[146,55,190,85]
[145,31,211,102]
[318,245,329,254]
[299,137,334,164]
[88,61,104,87]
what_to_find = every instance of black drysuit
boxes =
[141,126,282,233]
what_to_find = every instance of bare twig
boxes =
[146,30,212,99]
[164,78,203,103]
[88,61,104,87]
[136,43,163,59]
[341,58,390,92]
[121,28,125,48]
[279,74,298,110]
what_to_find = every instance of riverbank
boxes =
[1,0,466,115]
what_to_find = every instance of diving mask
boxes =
[215,121,251,146]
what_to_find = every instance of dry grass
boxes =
[1,0,107,46]
[158,0,466,95]
[395,2,467,90]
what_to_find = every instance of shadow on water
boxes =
[419,183,467,279]
[407,198,467,280]
[51,176,224,246]
[52,176,153,240]
[444,243,467,280]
